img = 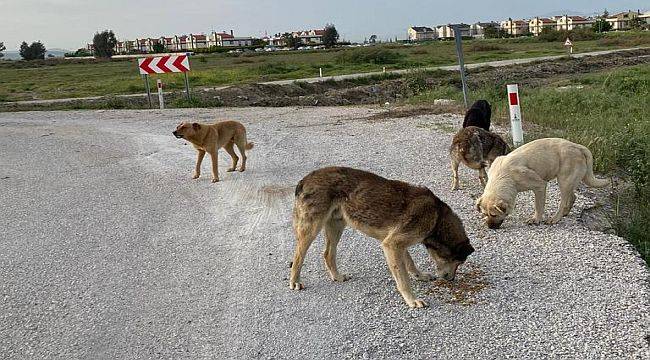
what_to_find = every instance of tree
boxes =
[322,23,339,48]
[483,25,508,39]
[92,30,117,58]
[19,41,47,60]
[629,17,646,31]
[0,42,5,58]
[282,32,301,49]
[593,18,613,32]
[152,42,165,53]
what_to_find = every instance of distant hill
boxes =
[1,48,71,60]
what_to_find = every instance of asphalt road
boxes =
[0,107,648,359]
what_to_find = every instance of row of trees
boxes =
[0,40,48,60]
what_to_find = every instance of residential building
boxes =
[172,35,189,51]
[640,11,650,25]
[529,17,555,36]
[556,15,594,30]
[208,31,253,47]
[469,22,499,38]
[500,18,530,36]
[437,23,470,39]
[189,34,207,49]
[606,10,642,30]
[263,34,285,47]
[408,26,437,41]
[159,37,174,50]
[292,29,325,44]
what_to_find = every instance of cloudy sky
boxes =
[1,0,648,50]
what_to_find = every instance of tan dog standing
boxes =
[476,138,609,228]
[289,167,475,308]
[173,120,253,182]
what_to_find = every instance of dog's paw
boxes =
[211,178,220,183]
[408,299,428,309]
[332,274,351,282]
[526,216,542,225]
[545,217,561,225]
[289,281,304,290]
[414,272,435,281]
[226,167,236,172]
[192,173,200,179]
[238,167,246,172]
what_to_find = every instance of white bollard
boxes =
[157,79,164,109]
[383,66,386,73]
[507,84,524,147]
[319,68,323,78]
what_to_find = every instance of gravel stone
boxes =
[0,107,648,359]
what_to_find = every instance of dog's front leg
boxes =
[527,185,547,225]
[193,150,206,179]
[404,250,434,281]
[381,239,427,308]
[208,150,219,183]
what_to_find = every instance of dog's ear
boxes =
[192,122,200,130]
[494,200,508,214]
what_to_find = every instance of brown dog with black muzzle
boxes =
[289,166,475,308]
[172,120,253,183]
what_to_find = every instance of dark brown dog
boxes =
[173,120,253,183]
[462,100,491,131]
[450,126,509,190]
[289,167,474,308]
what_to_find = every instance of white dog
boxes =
[476,138,609,228]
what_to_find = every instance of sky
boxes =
[1,0,648,51]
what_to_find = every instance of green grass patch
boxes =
[1,32,648,102]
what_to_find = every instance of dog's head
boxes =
[424,206,475,281]
[172,122,201,139]
[476,195,510,229]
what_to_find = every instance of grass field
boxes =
[406,63,650,263]
[1,31,649,102]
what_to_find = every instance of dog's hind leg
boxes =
[323,211,349,282]
[404,250,434,281]
[478,165,488,187]
[224,141,239,172]
[289,209,325,290]
[381,236,427,308]
[234,139,248,172]
[548,171,581,224]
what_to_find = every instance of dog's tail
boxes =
[245,142,254,150]
[581,147,609,188]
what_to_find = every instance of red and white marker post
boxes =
[507,84,524,147]
[564,38,573,56]
[157,79,164,109]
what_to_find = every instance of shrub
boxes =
[336,48,404,65]
[537,28,600,42]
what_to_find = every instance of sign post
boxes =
[507,84,524,147]
[157,79,165,109]
[142,74,152,108]
[451,25,469,109]
[564,38,573,56]
[137,54,191,103]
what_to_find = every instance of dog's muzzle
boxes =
[487,220,503,229]
[172,131,183,139]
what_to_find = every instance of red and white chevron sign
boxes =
[138,55,190,75]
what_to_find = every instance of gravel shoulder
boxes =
[0,107,648,359]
